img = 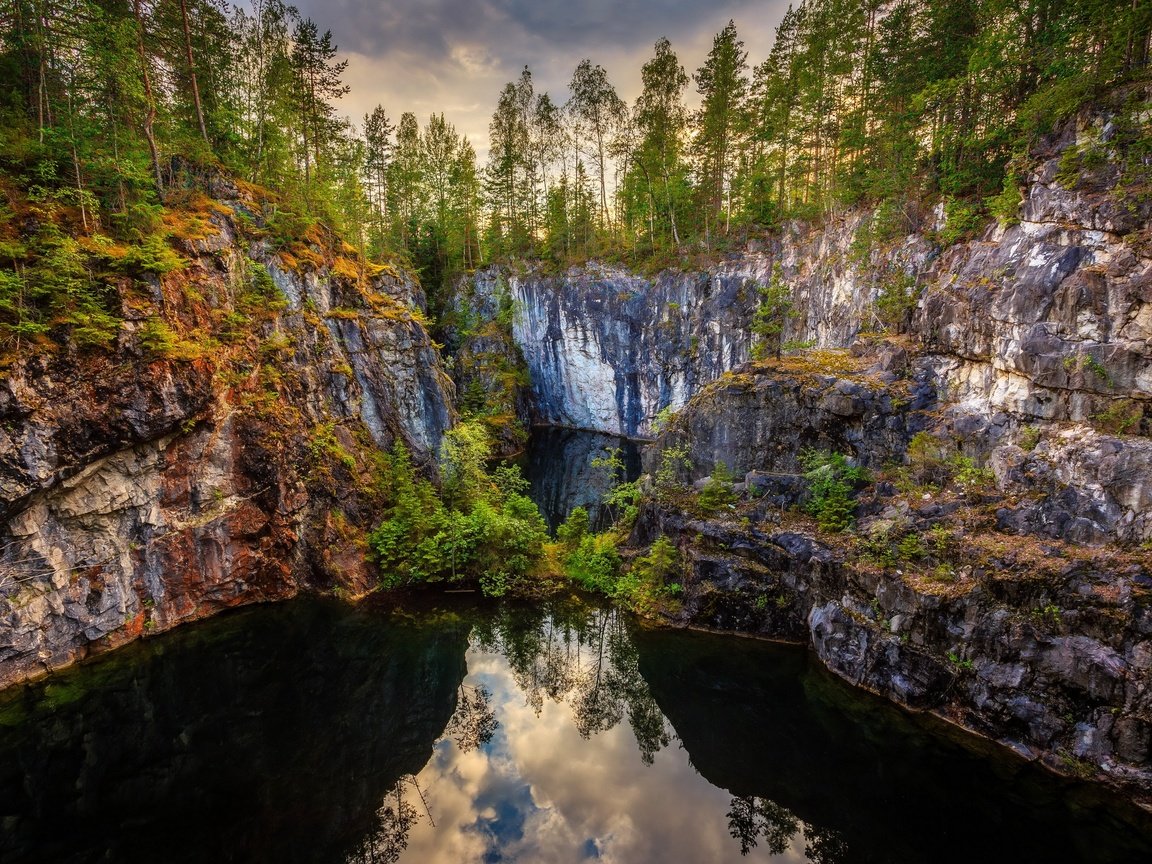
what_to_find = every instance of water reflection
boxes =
[3,596,1151,864]
[391,599,1152,864]
[469,599,669,761]
[398,598,764,863]
[0,600,468,864]
[515,428,641,531]
[351,776,427,864]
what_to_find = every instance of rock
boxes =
[0,203,455,689]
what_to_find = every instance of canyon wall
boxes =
[0,180,454,688]
[455,92,1152,798]
[462,96,1148,445]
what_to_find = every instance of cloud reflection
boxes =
[379,607,810,863]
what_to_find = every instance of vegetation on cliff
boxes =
[3,0,1149,348]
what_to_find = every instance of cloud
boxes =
[291,0,793,162]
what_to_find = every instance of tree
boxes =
[289,17,348,197]
[568,59,626,229]
[485,77,531,254]
[363,104,393,249]
[693,20,749,243]
[749,267,792,360]
[632,37,691,248]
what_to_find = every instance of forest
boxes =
[0,0,1150,340]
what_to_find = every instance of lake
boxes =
[1,593,1150,864]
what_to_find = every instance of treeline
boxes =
[0,0,385,242]
[1,0,1149,293]
[481,0,1150,262]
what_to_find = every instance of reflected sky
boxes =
[387,608,807,864]
[4,596,1151,864]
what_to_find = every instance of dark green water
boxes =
[1,595,1150,864]
[513,427,642,531]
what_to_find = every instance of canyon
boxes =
[2,95,1150,804]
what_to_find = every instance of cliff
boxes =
[0,174,454,689]
[459,93,1148,444]
[633,97,1152,800]
[452,91,1152,798]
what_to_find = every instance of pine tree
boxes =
[693,20,749,244]
[568,59,626,229]
[289,17,348,200]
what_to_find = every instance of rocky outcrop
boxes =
[0,190,454,689]
[618,95,1152,801]
[634,503,1152,803]
[458,91,1149,446]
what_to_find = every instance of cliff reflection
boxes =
[515,428,641,531]
[0,599,467,864]
[635,626,1152,864]
[352,776,434,864]
[4,595,1150,864]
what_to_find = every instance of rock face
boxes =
[464,263,758,437]
[0,194,454,689]
[459,96,1149,445]
[634,504,1152,801]
[613,98,1151,798]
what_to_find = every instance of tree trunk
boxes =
[132,0,164,195]
[179,0,210,147]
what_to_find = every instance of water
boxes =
[2,595,1150,864]
[512,427,641,532]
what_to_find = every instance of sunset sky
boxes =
[289,0,793,160]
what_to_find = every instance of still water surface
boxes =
[1,595,1151,864]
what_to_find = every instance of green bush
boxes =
[614,536,682,615]
[936,197,986,246]
[800,449,868,532]
[563,533,621,594]
[697,461,737,514]
[874,271,919,333]
[654,443,692,495]
[557,506,590,549]
[749,265,793,360]
[368,424,550,595]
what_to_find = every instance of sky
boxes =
[289,0,793,162]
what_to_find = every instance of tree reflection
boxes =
[725,795,849,862]
[351,776,428,864]
[727,795,801,856]
[443,684,498,753]
[471,600,670,764]
[803,823,850,864]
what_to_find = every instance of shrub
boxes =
[557,506,590,549]
[904,432,950,488]
[614,536,682,615]
[118,234,184,275]
[874,270,919,332]
[651,405,677,435]
[936,197,985,246]
[138,319,206,361]
[800,449,868,532]
[749,265,793,360]
[563,533,621,594]
[697,461,737,514]
[655,443,692,495]
[368,430,550,595]
[1092,399,1144,436]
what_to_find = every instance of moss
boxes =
[138,319,212,361]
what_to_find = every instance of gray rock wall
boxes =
[0,203,455,689]
[461,98,1148,445]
